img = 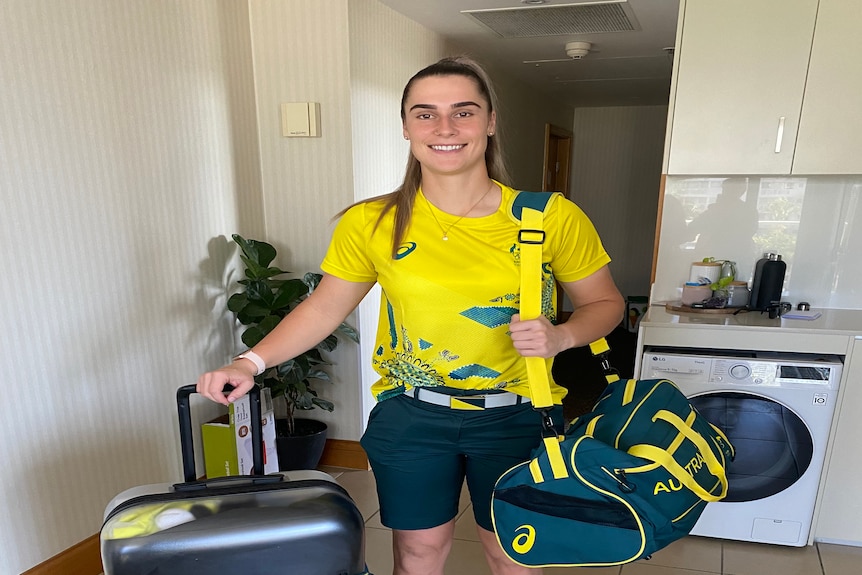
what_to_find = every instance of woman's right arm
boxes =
[196,273,375,405]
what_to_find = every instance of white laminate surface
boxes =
[643,305,862,336]
[637,305,862,361]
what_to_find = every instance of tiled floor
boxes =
[324,466,862,575]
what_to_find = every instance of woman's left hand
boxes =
[509,314,569,358]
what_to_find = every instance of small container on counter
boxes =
[725,281,750,308]
[689,261,722,285]
[681,283,712,306]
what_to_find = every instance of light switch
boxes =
[281,102,320,137]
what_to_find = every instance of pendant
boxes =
[442,235,449,241]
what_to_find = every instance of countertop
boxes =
[643,304,862,337]
[638,305,862,357]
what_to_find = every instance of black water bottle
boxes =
[750,252,786,311]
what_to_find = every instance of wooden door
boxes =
[543,124,572,194]
[543,124,574,320]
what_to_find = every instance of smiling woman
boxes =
[195,55,624,575]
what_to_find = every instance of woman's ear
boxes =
[487,111,497,136]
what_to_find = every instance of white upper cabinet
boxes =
[792,0,862,175]
[667,0,818,175]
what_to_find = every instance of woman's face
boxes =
[402,74,496,178]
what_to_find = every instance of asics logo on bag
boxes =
[653,451,705,496]
[512,524,536,554]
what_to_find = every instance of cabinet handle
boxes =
[774,116,785,153]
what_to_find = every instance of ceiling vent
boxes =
[462,1,640,38]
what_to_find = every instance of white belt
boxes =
[404,387,530,410]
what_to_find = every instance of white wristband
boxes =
[234,350,266,376]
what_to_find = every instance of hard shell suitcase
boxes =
[100,385,369,575]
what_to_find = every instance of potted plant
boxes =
[228,234,359,470]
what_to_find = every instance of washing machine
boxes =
[640,348,843,546]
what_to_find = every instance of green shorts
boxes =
[359,392,563,532]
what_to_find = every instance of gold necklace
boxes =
[426,182,496,241]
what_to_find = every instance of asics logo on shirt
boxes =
[395,242,417,260]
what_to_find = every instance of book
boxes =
[202,388,279,478]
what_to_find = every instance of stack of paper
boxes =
[782,310,822,320]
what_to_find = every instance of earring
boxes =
[404,135,409,140]
[488,132,494,137]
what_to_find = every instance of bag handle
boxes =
[627,408,729,501]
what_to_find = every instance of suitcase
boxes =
[100,384,370,575]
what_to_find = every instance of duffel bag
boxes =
[492,198,734,568]
[491,376,734,567]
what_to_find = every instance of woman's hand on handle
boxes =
[509,313,570,358]
[196,360,258,405]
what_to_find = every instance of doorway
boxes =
[544,123,574,319]
[543,123,573,194]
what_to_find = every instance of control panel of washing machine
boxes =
[641,350,842,388]
[709,358,777,385]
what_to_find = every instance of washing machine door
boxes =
[689,392,813,503]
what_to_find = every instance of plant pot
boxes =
[274,418,328,471]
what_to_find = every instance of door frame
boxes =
[542,123,573,194]
[543,123,575,319]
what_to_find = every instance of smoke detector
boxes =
[565,41,592,59]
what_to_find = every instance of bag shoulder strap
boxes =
[518,195,554,410]
[509,190,558,224]
[516,190,614,405]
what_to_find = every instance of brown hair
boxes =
[342,56,511,257]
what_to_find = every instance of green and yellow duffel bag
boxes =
[491,373,734,568]
[496,199,734,568]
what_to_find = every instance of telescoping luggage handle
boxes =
[176,384,282,490]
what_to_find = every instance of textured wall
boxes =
[570,106,669,301]
[246,0,364,440]
[0,0,261,572]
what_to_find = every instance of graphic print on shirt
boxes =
[499,243,558,323]
[374,296,521,399]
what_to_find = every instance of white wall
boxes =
[0,1,261,572]
[491,72,575,190]
[570,106,669,301]
[246,0,364,441]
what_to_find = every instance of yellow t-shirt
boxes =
[321,183,611,403]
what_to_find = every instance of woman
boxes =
[197,56,624,575]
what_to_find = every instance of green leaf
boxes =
[306,368,332,382]
[337,322,360,343]
[271,279,308,310]
[312,397,335,412]
[317,334,338,353]
[233,234,278,268]
[227,293,249,314]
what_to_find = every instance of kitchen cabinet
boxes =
[667,0,862,176]
[814,336,862,545]
[792,0,862,174]
[667,0,818,175]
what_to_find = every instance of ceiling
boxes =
[377,0,680,107]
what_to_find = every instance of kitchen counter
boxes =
[643,304,862,334]
[635,305,862,362]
